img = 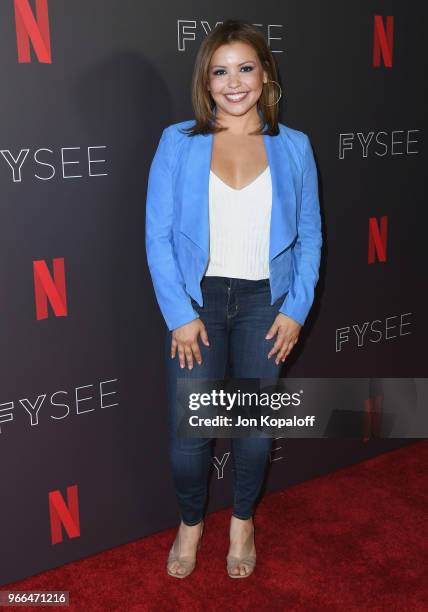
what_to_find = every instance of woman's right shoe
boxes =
[226,523,256,578]
[166,520,204,579]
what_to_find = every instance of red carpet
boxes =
[3,441,427,611]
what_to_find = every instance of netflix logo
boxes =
[33,258,67,319]
[373,15,394,68]
[368,216,387,264]
[14,0,52,64]
[49,484,80,544]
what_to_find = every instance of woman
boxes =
[145,19,322,578]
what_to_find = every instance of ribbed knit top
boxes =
[204,165,272,280]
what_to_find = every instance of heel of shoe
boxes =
[226,524,256,578]
[167,519,204,579]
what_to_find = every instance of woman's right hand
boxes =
[171,318,210,369]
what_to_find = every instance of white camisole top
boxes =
[204,165,272,280]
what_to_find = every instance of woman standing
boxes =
[145,19,322,578]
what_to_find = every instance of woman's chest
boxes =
[210,133,269,191]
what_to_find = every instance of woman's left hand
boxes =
[265,313,302,364]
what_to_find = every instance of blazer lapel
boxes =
[179,132,211,257]
[179,123,297,263]
[264,130,298,260]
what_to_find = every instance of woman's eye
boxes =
[212,66,254,76]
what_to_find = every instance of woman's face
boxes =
[207,41,267,120]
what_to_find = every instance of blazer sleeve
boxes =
[278,133,323,326]
[145,126,200,331]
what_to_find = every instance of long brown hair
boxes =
[180,19,281,137]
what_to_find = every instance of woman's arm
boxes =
[278,133,323,326]
[145,127,200,331]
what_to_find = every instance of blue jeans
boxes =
[164,275,286,526]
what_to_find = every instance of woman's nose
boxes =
[227,74,241,87]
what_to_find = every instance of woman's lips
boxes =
[224,92,249,103]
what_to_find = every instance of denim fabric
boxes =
[164,275,287,526]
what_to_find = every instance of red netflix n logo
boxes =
[49,485,80,544]
[368,216,388,264]
[15,0,52,63]
[33,257,68,319]
[373,15,394,68]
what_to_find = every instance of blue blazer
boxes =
[145,119,322,332]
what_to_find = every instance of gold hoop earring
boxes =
[260,79,282,107]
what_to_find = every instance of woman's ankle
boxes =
[180,519,203,530]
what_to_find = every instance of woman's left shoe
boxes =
[226,522,256,578]
[167,520,204,579]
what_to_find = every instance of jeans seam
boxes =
[181,517,204,526]
[232,512,251,520]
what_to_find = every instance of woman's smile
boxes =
[224,92,249,103]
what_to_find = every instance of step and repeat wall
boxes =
[1,1,426,585]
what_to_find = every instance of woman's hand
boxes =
[265,313,302,364]
[171,319,210,370]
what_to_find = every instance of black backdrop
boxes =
[0,1,426,586]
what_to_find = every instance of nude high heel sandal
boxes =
[226,523,257,578]
[166,520,204,579]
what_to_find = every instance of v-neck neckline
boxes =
[210,166,270,192]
